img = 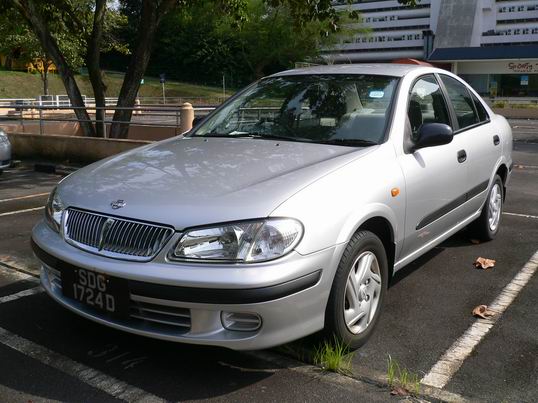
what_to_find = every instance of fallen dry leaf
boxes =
[390,386,410,396]
[472,305,495,319]
[470,239,481,245]
[474,257,496,269]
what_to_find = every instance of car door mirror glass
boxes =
[413,123,453,150]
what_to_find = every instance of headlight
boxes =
[45,187,65,232]
[171,218,303,263]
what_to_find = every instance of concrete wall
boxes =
[0,121,177,141]
[6,132,151,163]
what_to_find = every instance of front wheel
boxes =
[469,175,504,241]
[324,231,388,350]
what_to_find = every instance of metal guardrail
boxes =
[0,104,218,137]
[0,96,230,108]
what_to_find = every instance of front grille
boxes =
[130,295,191,330]
[64,208,174,261]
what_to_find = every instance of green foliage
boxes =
[0,6,84,70]
[387,355,421,395]
[129,0,367,87]
[313,337,354,374]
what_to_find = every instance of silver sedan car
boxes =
[0,129,11,173]
[32,64,512,350]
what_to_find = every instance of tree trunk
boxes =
[86,0,107,138]
[109,0,176,139]
[11,0,96,137]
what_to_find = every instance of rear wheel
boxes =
[469,174,503,241]
[324,230,388,349]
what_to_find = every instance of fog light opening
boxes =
[221,312,262,332]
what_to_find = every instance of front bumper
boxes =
[32,220,344,350]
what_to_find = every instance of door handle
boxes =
[493,135,500,146]
[457,149,467,163]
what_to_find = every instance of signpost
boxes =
[160,73,166,104]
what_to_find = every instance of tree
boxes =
[4,0,96,136]
[2,0,127,137]
[145,0,364,87]
[0,8,85,96]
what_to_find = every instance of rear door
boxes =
[398,74,468,261]
[438,74,498,215]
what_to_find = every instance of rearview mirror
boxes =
[412,123,453,151]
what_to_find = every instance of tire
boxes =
[324,230,389,350]
[469,175,504,241]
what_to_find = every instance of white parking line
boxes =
[0,206,44,217]
[0,192,50,203]
[0,326,164,402]
[503,211,538,220]
[0,287,42,304]
[421,249,538,389]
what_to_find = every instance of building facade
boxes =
[327,0,538,98]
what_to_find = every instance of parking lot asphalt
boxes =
[0,128,537,402]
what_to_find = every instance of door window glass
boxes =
[408,75,451,139]
[440,75,480,130]
[471,93,489,122]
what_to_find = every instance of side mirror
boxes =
[412,123,453,151]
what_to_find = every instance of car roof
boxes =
[269,63,433,78]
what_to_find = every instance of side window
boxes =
[408,75,451,139]
[471,92,489,122]
[440,75,480,130]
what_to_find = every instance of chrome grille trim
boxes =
[130,298,191,329]
[63,208,174,261]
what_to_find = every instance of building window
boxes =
[533,28,538,34]
[514,29,521,35]
[523,28,529,35]
[508,6,515,12]
[518,5,525,12]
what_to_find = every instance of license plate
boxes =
[61,267,129,317]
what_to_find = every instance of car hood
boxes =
[59,137,373,229]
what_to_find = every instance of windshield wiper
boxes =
[251,133,314,142]
[319,138,378,147]
[195,132,313,143]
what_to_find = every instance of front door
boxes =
[398,74,468,262]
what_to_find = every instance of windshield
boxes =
[192,74,398,146]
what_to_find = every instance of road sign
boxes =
[159,73,166,84]
[140,79,144,84]
[521,75,529,86]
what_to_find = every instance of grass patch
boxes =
[0,70,225,100]
[313,337,354,374]
[387,355,421,395]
